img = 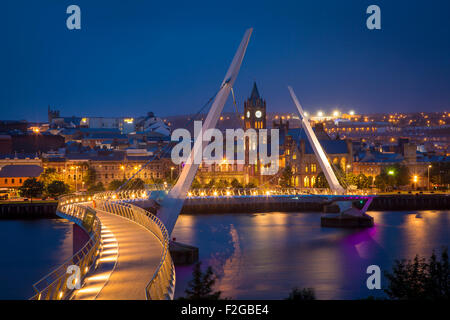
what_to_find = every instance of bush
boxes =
[384,247,449,300]
[285,287,316,300]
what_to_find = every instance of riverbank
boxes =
[180,194,450,214]
[0,201,58,219]
[1,194,449,219]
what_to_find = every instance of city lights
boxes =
[1,4,449,306]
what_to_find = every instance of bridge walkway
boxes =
[77,209,163,300]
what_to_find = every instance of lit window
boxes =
[304,176,310,187]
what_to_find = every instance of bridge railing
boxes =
[93,184,171,201]
[94,198,175,300]
[186,187,326,197]
[30,194,101,300]
[185,187,371,197]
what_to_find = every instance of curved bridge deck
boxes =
[84,209,163,300]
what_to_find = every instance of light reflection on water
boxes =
[172,211,449,300]
[0,219,73,300]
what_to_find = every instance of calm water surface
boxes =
[0,219,73,299]
[0,211,448,300]
[172,211,449,300]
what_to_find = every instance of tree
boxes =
[375,173,388,191]
[182,262,222,300]
[83,167,97,188]
[88,182,105,192]
[204,179,215,189]
[191,178,202,189]
[39,168,60,187]
[395,164,411,187]
[19,178,44,201]
[46,181,69,198]
[332,164,347,188]
[380,164,410,188]
[430,162,450,188]
[315,172,329,188]
[356,173,371,189]
[384,247,449,300]
[230,178,243,189]
[215,179,229,188]
[245,182,256,189]
[285,287,316,300]
[108,179,126,191]
[279,165,293,187]
[129,178,145,189]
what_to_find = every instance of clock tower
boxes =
[244,82,266,130]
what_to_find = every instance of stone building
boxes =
[195,82,270,186]
[282,122,353,188]
[42,149,174,191]
[0,165,43,188]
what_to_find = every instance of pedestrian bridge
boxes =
[30,193,175,300]
[29,187,372,300]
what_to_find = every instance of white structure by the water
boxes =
[158,28,253,234]
[288,86,345,195]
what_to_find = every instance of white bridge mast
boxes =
[288,86,345,195]
[158,28,253,234]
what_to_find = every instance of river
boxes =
[0,210,448,300]
[0,219,73,300]
[172,210,449,299]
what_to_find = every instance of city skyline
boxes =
[0,1,449,305]
[1,0,450,122]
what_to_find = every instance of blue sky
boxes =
[1,0,449,122]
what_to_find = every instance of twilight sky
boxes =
[1,0,449,122]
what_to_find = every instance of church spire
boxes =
[250,82,260,101]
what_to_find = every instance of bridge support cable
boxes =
[117,88,222,192]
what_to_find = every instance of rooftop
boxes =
[0,165,43,178]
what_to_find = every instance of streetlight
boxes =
[71,166,79,192]
[427,165,432,191]
[345,164,351,176]
[412,175,418,190]
[170,167,175,181]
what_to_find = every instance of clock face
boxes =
[246,111,250,118]
[255,110,262,118]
